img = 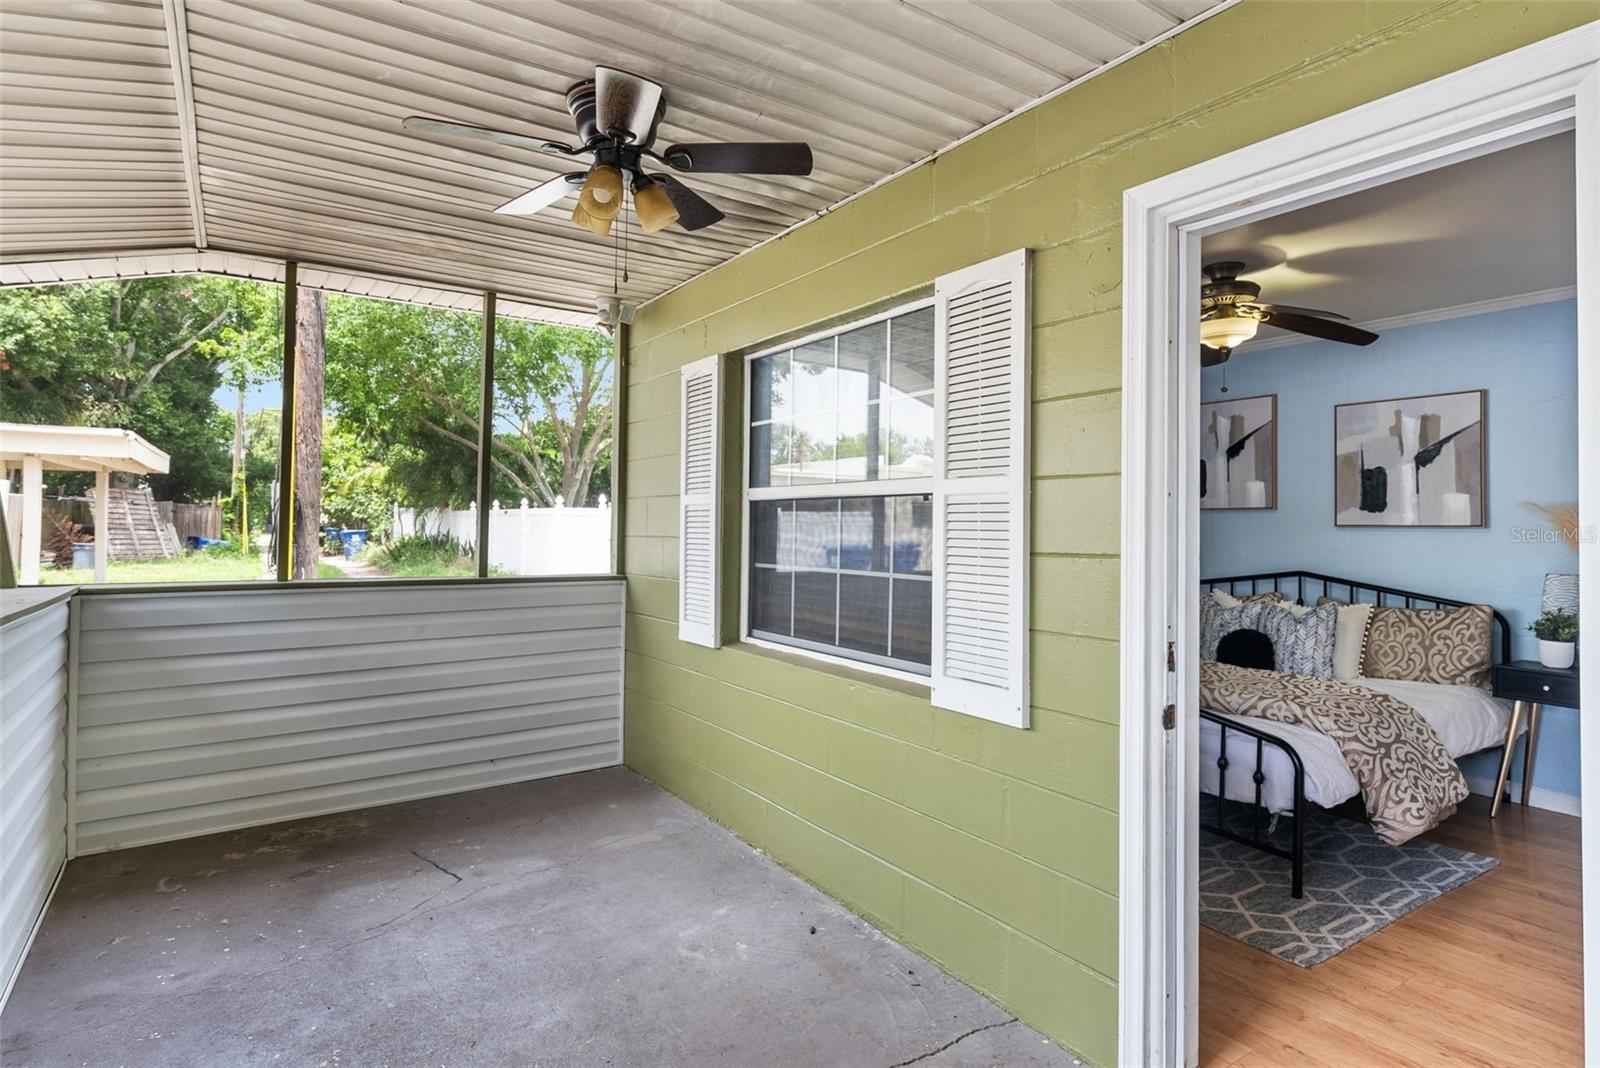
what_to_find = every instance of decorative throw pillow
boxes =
[1258,601,1337,677]
[1216,628,1275,671]
[1210,588,1286,609]
[1316,597,1375,681]
[1361,604,1494,688]
[1200,598,1265,662]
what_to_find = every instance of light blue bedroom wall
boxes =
[1200,299,1581,804]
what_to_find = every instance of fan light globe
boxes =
[1200,314,1259,351]
[634,180,680,234]
[583,163,624,207]
[571,199,613,238]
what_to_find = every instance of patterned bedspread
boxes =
[1199,661,1469,845]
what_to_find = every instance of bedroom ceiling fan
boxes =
[1200,261,1379,367]
[402,66,814,239]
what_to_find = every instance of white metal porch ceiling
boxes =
[1,0,1220,323]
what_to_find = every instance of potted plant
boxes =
[1528,609,1579,669]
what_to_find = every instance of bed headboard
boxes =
[1201,569,1514,665]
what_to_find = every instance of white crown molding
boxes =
[1239,285,1579,352]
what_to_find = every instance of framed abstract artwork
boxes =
[1201,393,1276,509]
[1334,389,1485,527]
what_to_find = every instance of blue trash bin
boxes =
[339,529,368,559]
[72,542,95,570]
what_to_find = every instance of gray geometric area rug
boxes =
[1199,799,1498,966]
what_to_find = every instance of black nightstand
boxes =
[1490,660,1580,817]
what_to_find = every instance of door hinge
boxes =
[1162,704,1176,730]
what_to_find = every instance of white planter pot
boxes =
[1538,639,1576,669]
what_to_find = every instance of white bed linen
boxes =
[1198,677,1514,814]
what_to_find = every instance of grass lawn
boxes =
[41,553,344,584]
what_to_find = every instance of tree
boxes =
[0,275,278,501]
[321,297,612,510]
[291,290,325,580]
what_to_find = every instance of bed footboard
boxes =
[1201,709,1307,898]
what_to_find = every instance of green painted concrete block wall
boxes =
[619,3,1595,1062]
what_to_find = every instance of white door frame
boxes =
[1119,23,1600,1067]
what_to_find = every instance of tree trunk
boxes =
[291,290,325,580]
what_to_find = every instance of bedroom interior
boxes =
[1191,131,1581,1065]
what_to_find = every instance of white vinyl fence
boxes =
[392,499,611,576]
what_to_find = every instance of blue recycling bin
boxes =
[338,529,368,559]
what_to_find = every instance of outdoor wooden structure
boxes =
[0,423,171,584]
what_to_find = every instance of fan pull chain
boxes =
[1219,362,1229,394]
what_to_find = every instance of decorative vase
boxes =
[1538,639,1576,669]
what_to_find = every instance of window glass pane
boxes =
[793,570,839,644]
[790,337,836,414]
[834,404,885,484]
[750,351,791,423]
[840,497,889,572]
[793,498,839,569]
[1,274,283,586]
[790,411,837,485]
[751,500,794,567]
[836,321,888,409]
[890,577,932,665]
[750,422,789,489]
[890,307,935,400]
[312,294,480,580]
[891,495,933,575]
[488,315,614,576]
[887,395,936,479]
[750,566,793,637]
[839,573,890,657]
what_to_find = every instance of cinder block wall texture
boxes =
[619,3,1595,1061]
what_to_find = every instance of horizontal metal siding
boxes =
[72,581,624,854]
[0,603,69,1007]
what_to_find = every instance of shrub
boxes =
[362,533,475,577]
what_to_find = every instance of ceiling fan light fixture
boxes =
[579,163,624,213]
[571,199,614,238]
[633,178,680,234]
[1200,314,1259,352]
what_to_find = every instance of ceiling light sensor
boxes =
[595,292,636,335]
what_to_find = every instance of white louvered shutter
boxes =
[679,355,722,647]
[931,249,1030,726]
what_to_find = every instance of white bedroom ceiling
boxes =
[0,0,1222,322]
[1203,132,1576,346]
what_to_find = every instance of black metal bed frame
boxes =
[1199,570,1512,898]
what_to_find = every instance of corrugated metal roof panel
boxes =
[1,0,1221,320]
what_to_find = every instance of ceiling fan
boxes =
[403,66,814,239]
[1200,261,1379,367]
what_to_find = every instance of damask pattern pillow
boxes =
[1258,601,1337,678]
[1200,598,1265,662]
[1361,604,1494,688]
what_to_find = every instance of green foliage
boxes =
[361,533,476,578]
[1529,609,1579,642]
[39,551,270,585]
[0,275,282,502]
[319,419,394,531]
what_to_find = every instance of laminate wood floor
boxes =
[1200,794,1582,1067]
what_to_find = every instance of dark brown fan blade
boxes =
[1253,302,1350,320]
[1201,345,1229,367]
[660,142,813,175]
[650,174,725,231]
[1261,310,1378,346]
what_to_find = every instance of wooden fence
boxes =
[4,494,222,565]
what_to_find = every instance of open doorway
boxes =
[1193,132,1578,1065]
[1116,27,1599,1068]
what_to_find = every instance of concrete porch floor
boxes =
[1,767,1074,1067]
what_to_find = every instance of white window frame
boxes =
[739,298,938,684]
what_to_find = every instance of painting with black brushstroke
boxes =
[1201,394,1276,510]
[1334,390,1485,527]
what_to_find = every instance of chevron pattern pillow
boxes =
[1258,601,1337,678]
